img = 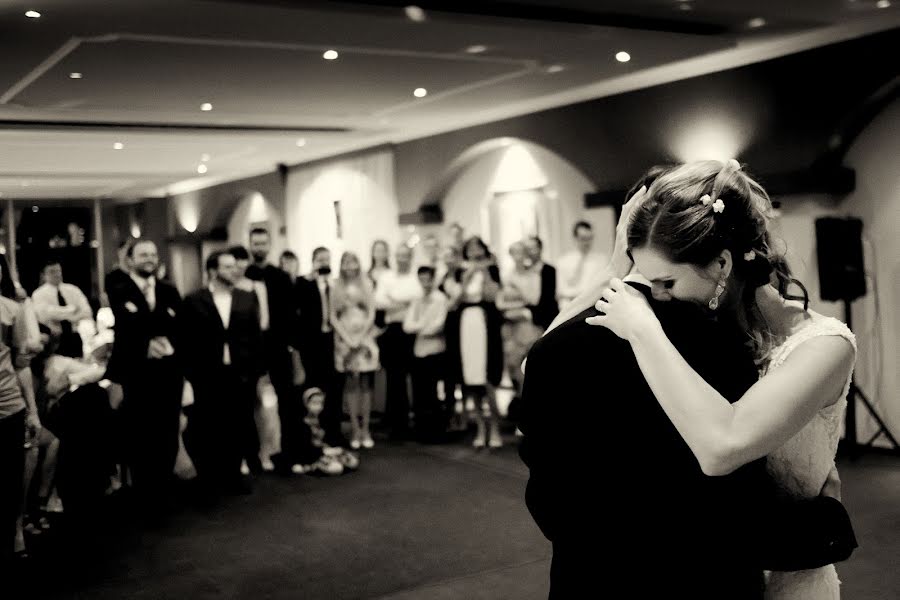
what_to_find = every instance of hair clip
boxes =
[712,199,725,214]
[743,250,756,261]
[727,158,741,171]
[700,194,712,206]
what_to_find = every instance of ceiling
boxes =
[0,0,897,201]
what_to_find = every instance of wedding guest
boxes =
[556,221,608,310]
[32,260,92,358]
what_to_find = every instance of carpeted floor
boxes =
[22,442,900,599]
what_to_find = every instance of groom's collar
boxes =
[623,271,651,289]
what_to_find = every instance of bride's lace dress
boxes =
[761,312,856,599]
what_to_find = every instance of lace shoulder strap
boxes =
[767,315,857,371]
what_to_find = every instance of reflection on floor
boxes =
[23,442,900,599]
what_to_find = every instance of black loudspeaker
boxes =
[815,217,866,302]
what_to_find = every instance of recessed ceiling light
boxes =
[69,72,83,79]
[615,51,631,63]
[323,49,339,60]
[201,153,210,162]
[545,64,565,74]
[677,2,693,11]
[200,102,213,111]
[466,45,487,54]
[747,17,767,28]
[113,142,124,150]
[405,5,426,22]
[413,87,428,98]
[25,10,41,18]
[32,206,39,212]
[296,138,307,147]
[876,0,891,8]
[197,164,208,174]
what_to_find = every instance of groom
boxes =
[520,276,775,599]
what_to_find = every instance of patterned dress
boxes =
[333,279,379,374]
[761,313,856,600]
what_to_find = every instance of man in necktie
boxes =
[245,228,307,473]
[103,240,183,515]
[180,251,264,497]
[296,246,346,450]
[32,260,93,358]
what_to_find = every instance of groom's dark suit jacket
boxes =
[520,286,770,599]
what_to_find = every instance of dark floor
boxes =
[19,443,900,599]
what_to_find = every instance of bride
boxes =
[546,159,856,599]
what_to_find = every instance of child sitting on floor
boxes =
[298,387,359,475]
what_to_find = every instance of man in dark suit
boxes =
[180,251,264,495]
[524,236,558,330]
[295,246,345,447]
[245,228,304,472]
[520,278,774,599]
[104,239,183,510]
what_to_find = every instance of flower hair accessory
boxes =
[743,250,756,261]
[727,158,742,171]
[700,194,725,214]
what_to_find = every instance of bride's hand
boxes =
[608,185,649,279]
[585,278,658,341]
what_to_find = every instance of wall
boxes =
[285,149,399,273]
[842,97,900,445]
[438,139,611,269]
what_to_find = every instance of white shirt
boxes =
[32,282,93,335]
[402,289,449,358]
[209,282,233,365]
[314,276,333,332]
[374,269,422,324]
[556,250,608,308]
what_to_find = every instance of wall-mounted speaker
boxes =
[814,217,866,302]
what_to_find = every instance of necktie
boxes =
[321,281,331,332]
[142,280,156,310]
[57,289,73,336]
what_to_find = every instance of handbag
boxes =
[757,495,858,571]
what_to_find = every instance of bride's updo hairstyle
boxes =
[627,159,808,358]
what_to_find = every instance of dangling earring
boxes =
[708,277,726,311]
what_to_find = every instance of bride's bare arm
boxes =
[590,280,856,476]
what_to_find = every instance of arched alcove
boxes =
[432,138,609,272]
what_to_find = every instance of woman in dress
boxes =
[332,252,379,449]
[446,237,504,448]
[554,160,855,599]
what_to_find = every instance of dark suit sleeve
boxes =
[518,335,558,541]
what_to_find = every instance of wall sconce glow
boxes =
[113,142,124,150]
[615,51,631,63]
[176,200,200,233]
[200,102,213,111]
[69,72,83,79]
[747,17,766,29]
[413,88,427,98]
[130,223,142,238]
[247,192,269,223]
[197,164,208,174]
[323,50,339,60]
[668,115,746,163]
[492,143,548,194]
[405,5,426,22]
[25,10,41,18]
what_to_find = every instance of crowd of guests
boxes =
[1,218,608,566]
